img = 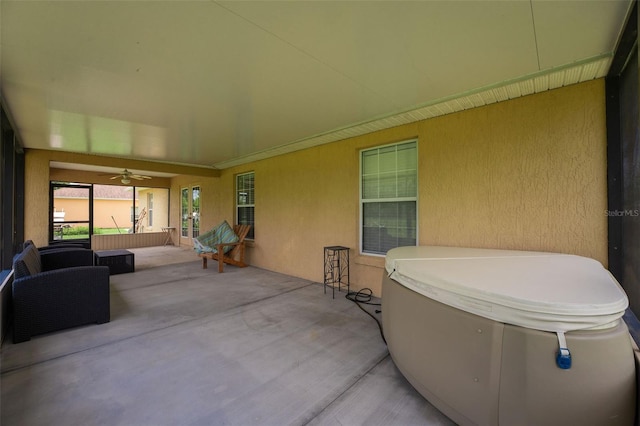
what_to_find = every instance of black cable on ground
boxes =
[345,288,386,345]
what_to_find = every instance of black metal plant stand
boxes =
[324,246,350,298]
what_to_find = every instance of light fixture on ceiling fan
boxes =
[109,169,152,185]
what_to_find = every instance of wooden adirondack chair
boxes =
[199,224,252,272]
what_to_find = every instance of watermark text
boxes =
[605,209,640,217]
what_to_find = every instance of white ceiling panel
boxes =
[532,0,631,69]
[0,0,634,171]
[220,1,539,106]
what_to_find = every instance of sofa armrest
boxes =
[12,266,110,343]
[39,243,87,251]
[40,248,94,271]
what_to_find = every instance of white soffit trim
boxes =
[213,55,612,170]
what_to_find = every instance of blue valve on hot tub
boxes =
[555,332,572,369]
[556,347,572,369]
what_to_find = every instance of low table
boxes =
[161,226,176,245]
[95,249,135,275]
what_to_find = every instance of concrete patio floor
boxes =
[0,246,453,426]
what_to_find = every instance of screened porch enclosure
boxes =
[51,183,170,242]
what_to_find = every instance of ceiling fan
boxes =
[109,169,152,185]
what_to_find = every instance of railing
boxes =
[91,232,166,250]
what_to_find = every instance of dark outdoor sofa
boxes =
[12,242,110,343]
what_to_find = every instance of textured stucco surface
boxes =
[24,80,608,295]
[420,81,607,262]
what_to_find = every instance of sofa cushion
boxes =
[13,244,42,278]
[193,220,239,254]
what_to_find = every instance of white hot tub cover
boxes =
[385,246,629,333]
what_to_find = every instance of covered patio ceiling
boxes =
[0,1,633,172]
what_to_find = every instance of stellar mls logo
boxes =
[605,209,640,217]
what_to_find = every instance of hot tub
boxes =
[382,246,636,426]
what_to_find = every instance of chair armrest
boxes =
[13,266,110,297]
[40,248,94,271]
[215,242,241,248]
[12,266,110,343]
[215,241,242,254]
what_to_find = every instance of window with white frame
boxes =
[147,193,154,227]
[236,172,255,239]
[361,140,417,255]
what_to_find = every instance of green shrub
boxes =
[64,226,89,236]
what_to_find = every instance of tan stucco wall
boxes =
[138,188,170,232]
[421,82,607,257]
[25,80,608,296]
[53,198,133,229]
[25,152,51,245]
[184,80,608,295]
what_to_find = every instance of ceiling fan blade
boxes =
[96,169,152,181]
